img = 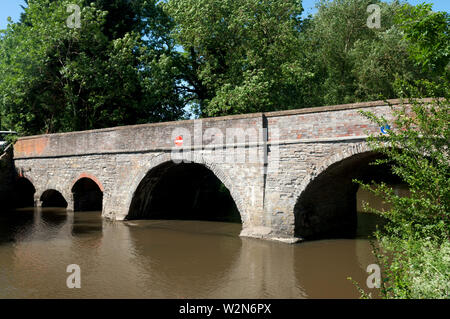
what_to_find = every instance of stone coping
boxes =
[16,98,430,141]
[13,135,370,160]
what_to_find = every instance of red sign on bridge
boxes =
[174,136,183,147]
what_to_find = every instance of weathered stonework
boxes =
[12,99,415,242]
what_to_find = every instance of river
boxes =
[0,190,387,299]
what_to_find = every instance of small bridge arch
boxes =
[72,175,104,212]
[40,189,68,208]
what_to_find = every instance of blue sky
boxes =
[1,0,449,30]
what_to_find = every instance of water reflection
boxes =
[215,238,306,298]
[0,207,380,298]
[124,220,242,298]
[71,211,103,236]
[293,239,377,298]
[0,209,35,244]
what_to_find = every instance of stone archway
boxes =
[72,177,103,212]
[292,142,371,203]
[292,143,400,239]
[39,189,68,208]
[71,173,104,192]
[124,152,246,224]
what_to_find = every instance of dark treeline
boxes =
[0,0,448,135]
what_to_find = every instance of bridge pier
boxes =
[34,193,41,208]
[66,196,75,212]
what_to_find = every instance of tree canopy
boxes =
[0,0,448,135]
[164,0,310,116]
[0,0,184,134]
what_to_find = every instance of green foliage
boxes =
[359,99,449,241]
[393,3,450,99]
[303,0,375,105]
[1,0,448,130]
[164,0,312,116]
[357,97,449,298]
[166,0,418,115]
[373,236,450,298]
[0,0,185,135]
[300,0,418,106]
[4,133,18,145]
[350,26,420,101]
[352,2,449,298]
[396,3,449,75]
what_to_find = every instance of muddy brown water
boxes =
[0,189,388,299]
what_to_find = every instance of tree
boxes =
[349,25,420,101]
[164,0,312,117]
[0,0,185,135]
[301,0,423,106]
[1,0,447,134]
[394,2,449,98]
[397,3,449,76]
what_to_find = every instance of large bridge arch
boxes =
[124,152,247,225]
[292,142,371,203]
[292,143,402,239]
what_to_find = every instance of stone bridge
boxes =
[11,99,407,243]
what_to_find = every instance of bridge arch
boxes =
[71,173,104,192]
[292,142,402,239]
[292,142,371,202]
[125,153,246,224]
[71,177,103,212]
[40,189,68,208]
[12,176,36,208]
